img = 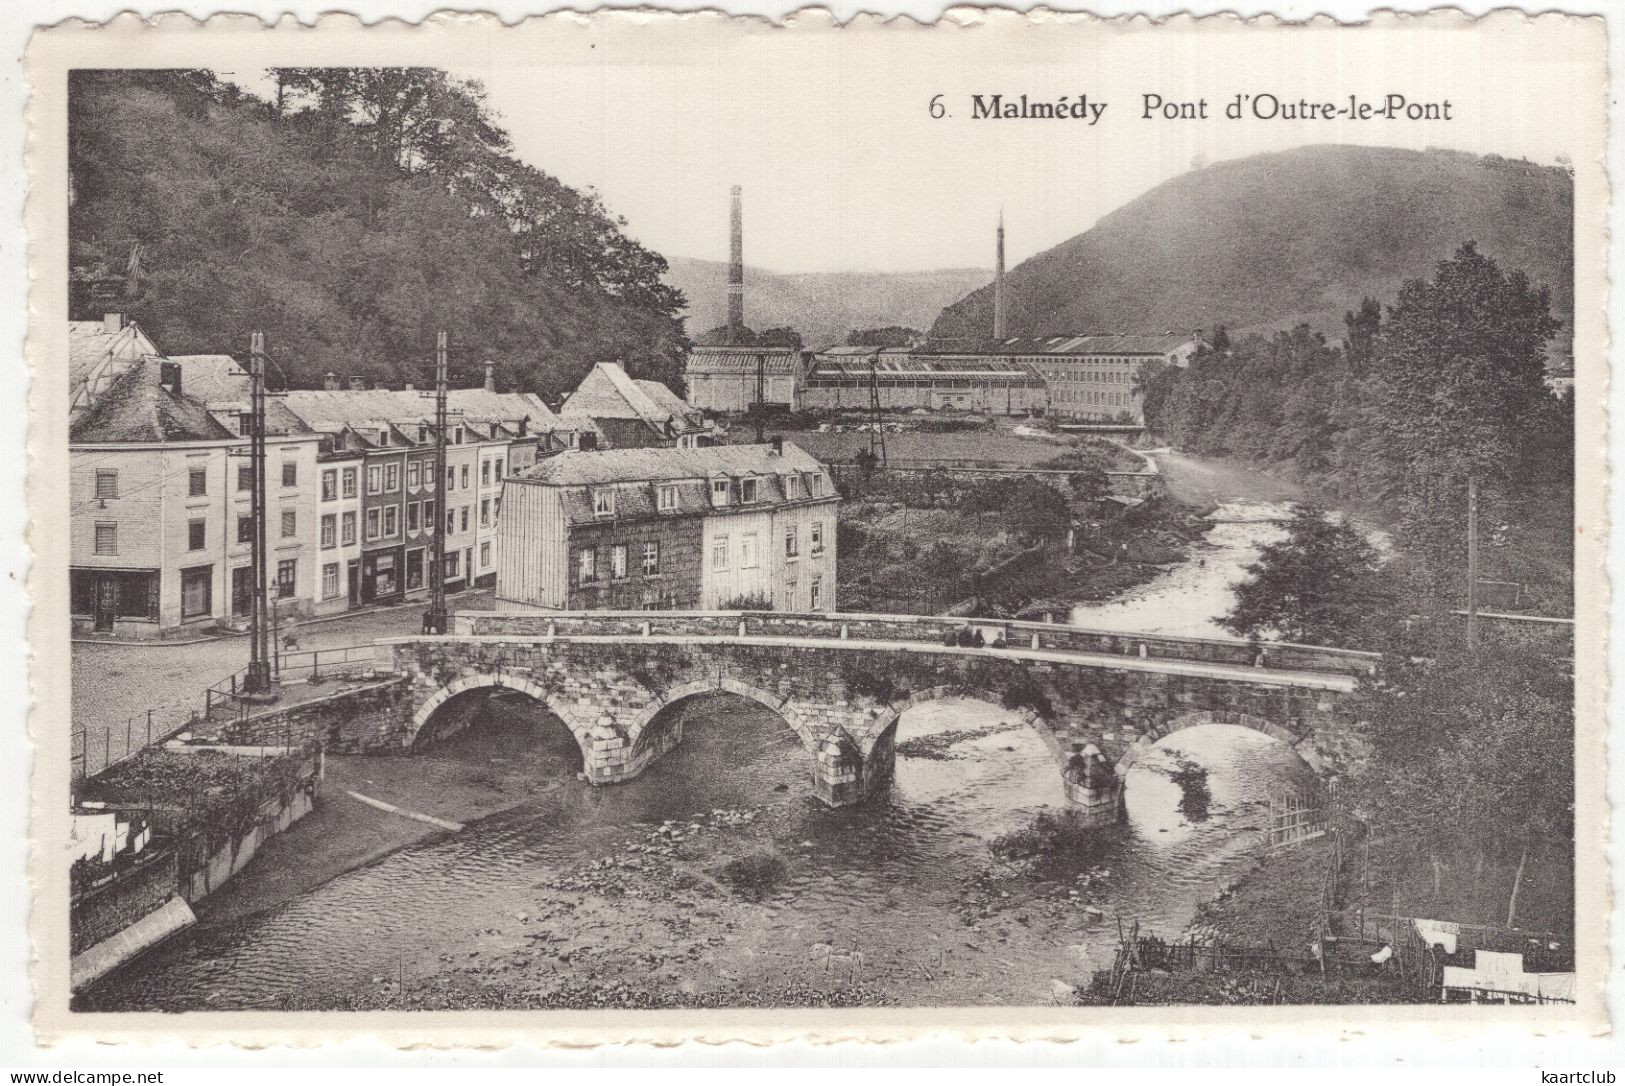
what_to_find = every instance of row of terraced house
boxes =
[67,314,720,639]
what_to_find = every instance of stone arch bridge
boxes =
[378,610,1376,822]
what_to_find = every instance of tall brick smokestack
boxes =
[728,185,745,337]
[993,210,1008,340]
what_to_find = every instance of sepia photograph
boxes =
[24,9,1606,1044]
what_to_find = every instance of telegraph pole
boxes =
[868,349,887,468]
[422,331,450,634]
[244,332,273,695]
[754,351,767,444]
[1466,474,1480,650]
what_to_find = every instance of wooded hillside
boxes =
[931,145,1573,348]
[69,69,688,397]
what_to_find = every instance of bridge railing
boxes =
[450,610,1379,676]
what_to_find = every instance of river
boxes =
[82,499,1313,1011]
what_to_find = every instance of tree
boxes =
[757,326,804,350]
[1351,636,1574,926]
[1003,479,1071,543]
[847,326,919,348]
[68,69,689,397]
[1222,504,1391,646]
[1341,295,1382,372]
[1364,242,1561,563]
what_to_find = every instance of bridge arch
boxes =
[866,685,1061,756]
[1113,709,1322,777]
[407,671,595,767]
[623,676,821,757]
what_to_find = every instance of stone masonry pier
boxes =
[378,610,1376,815]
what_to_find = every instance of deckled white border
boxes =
[15,1,1613,1056]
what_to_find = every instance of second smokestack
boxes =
[728,184,745,336]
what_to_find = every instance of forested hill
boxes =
[664,258,989,348]
[930,145,1573,345]
[68,69,688,398]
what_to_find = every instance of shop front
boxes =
[360,546,405,604]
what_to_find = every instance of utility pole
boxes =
[754,351,766,444]
[423,331,450,635]
[243,332,273,695]
[868,349,887,468]
[1466,474,1480,650]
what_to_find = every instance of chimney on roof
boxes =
[727,185,745,338]
[103,313,124,334]
[578,431,598,452]
[769,435,784,457]
[158,360,182,399]
[483,359,496,392]
[348,375,365,391]
[323,372,340,391]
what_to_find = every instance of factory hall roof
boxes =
[511,441,830,489]
[921,332,1201,357]
[683,346,806,376]
[806,348,1043,381]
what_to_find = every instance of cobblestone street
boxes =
[71,591,497,776]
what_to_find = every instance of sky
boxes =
[227,13,1589,275]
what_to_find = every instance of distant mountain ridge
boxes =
[665,257,990,347]
[930,145,1574,347]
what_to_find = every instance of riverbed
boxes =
[81,497,1318,1011]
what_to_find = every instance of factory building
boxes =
[684,346,807,414]
[801,346,1046,415]
[984,333,1201,423]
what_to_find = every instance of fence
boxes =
[453,609,1380,678]
[73,643,381,785]
[1265,781,1338,850]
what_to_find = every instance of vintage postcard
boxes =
[25,8,1608,1046]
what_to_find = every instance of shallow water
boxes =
[86,696,1314,1010]
[1070,500,1292,638]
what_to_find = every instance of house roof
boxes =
[512,440,829,488]
[68,320,162,417]
[282,387,574,443]
[561,362,706,438]
[282,389,438,429]
[69,356,237,444]
[168,355,315,435]
[443,388,568,433]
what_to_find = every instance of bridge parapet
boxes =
[453,610,1379,677]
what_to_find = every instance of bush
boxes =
[719,593,774,611]
[718,852,789,900]
[989,809,1108,873]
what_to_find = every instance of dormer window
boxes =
[592,488,616,517]
[377,430,389,447]
[711,478,730,506]
[785,475,801,500]
[657,484,678,512]
[740,477,759,504]
[810,474,825,497]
